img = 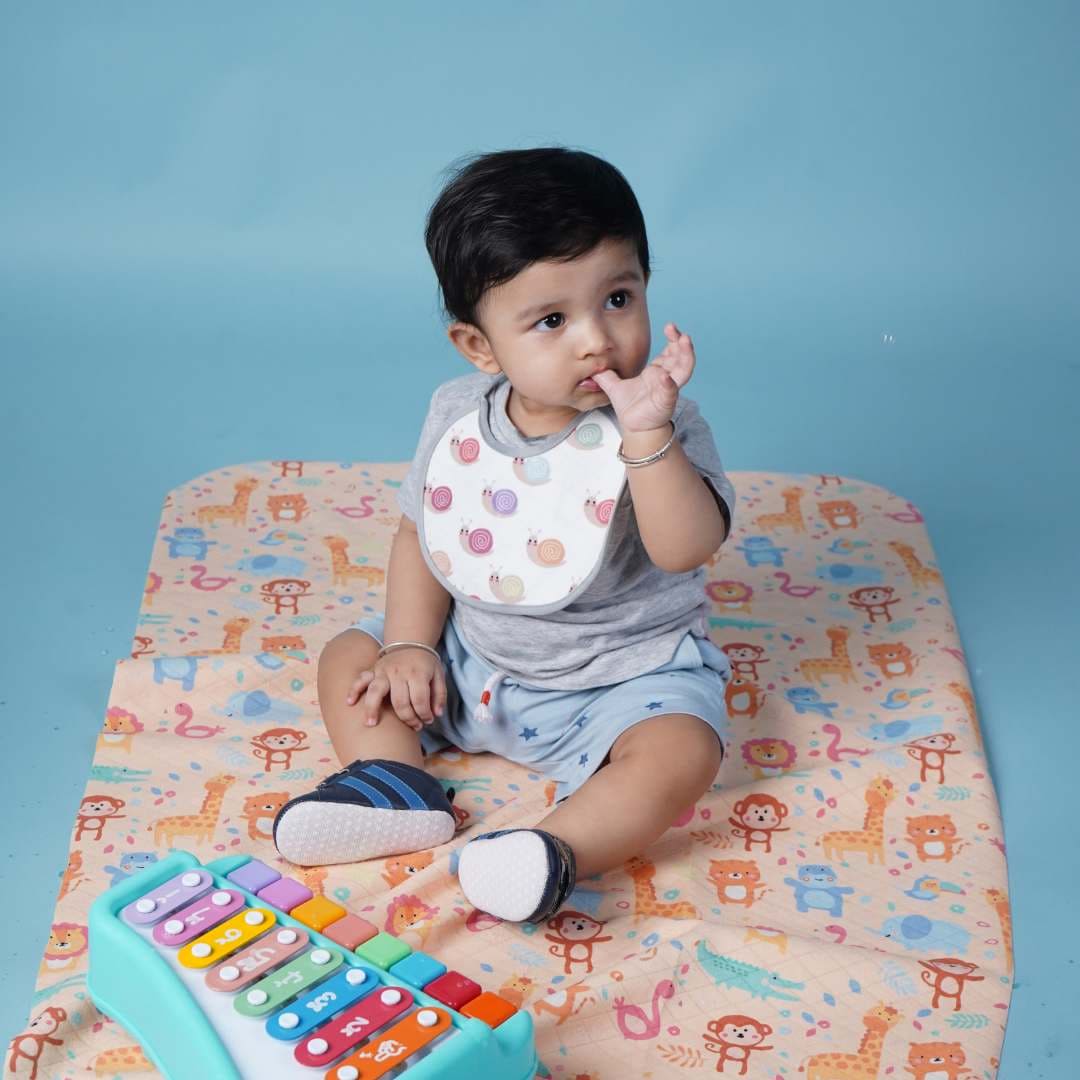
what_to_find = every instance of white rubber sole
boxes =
[457,831,551,923]
[274,801,456,867]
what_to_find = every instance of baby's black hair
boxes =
[424,145,651,334]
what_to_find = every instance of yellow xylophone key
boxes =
[178,908,276,969]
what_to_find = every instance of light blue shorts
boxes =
[348,612,733,802]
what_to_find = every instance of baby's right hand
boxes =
[346,649,446,732]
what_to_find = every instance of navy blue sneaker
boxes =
[273,758,457,866]
[456,828,577,924]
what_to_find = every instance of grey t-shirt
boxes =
[396,370,736,690]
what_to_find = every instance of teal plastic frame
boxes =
[87,850,538,1080]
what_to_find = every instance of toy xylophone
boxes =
[87,850,537,1079]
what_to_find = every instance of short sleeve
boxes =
[396,386,444,523]
[675,396,736,541]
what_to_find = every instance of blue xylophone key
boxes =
[388,950,447,989]
[265,964,380,1041]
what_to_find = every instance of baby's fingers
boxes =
[362,676,390,726]
[346,670,375,706]
[407,674,442,726]
[431,667,447,720]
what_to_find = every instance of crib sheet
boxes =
[10,461,1013,1078]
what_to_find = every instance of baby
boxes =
[273,146,735,925]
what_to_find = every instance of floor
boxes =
[2,4,1077,1072]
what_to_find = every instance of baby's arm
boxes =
[318,515,450,754]
[382,514,452,649]
[348,513,452,725]
[622,426,728,574]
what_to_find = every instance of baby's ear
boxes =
[447,322,502,375]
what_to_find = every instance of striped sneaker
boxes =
[272,758,457,867]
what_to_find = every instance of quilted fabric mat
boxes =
[8,461,1013,1078]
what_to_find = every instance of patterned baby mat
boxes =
[9,461,1013,1079]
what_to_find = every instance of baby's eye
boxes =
[533,289,634,332]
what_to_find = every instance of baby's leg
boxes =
[537,712,723,877]
[273,629,456,865]
[457,713,722,922]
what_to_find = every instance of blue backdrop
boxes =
[1,2,1076,1070]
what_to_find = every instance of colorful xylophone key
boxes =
[88,850,537,1079]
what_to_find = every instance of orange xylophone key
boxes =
[325,1006,453,1079]
[459,990,517,1028]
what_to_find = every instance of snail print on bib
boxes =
[417,405,627,614]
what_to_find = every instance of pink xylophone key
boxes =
[205,926,312,992]
[151,889,247,947]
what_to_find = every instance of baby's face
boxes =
[451,236,652,429]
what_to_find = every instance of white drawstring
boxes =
[473,669,509,723]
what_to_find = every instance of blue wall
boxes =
[1,2,1076,1070]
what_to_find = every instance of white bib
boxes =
[416,403,628,614]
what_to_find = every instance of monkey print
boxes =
[728,794,790,854]
[543,911,612,975]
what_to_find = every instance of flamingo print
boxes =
[188,565,235,591]
[821,723,871,761]
[884,502,924,523]
[773,571,821,599]
[334,494,378,519]
[612,978,675,1040]
[173,703,226,740]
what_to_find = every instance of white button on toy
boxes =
[135,898,156,913]
[163,919,184,936]
[345,968,367,985]
[380,988,402,1005]
[191,943,212,958]
[181,872,202,887]
[278,1012,299,1030]
[337,1068,359,1080]
[417,1009,438,1027]
[211,891,231,906]
[220,965,240,982]
[276,929,298,944]
[243,910,264,925]
[306,1037,329,1055]
[246,989,268,1006]
[311,948,331,965]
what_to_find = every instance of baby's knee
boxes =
[317,628,379,680]
[684,723,725,789]
[617,713,724,787]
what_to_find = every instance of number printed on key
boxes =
[307,990,337,1014]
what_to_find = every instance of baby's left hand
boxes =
[591,322,695,433]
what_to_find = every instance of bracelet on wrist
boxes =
[616,419,677,468]
[377,640,443,664]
